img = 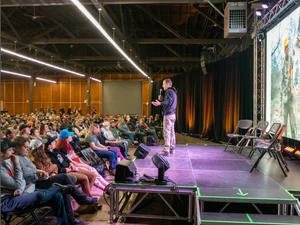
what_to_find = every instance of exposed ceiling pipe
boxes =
[204,0,224,17]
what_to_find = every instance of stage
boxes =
[108,144,300,225]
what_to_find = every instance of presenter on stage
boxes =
[152,78,177,156]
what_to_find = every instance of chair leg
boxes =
[274,152,288,177]
[250,150,267,173]
[31,211,41,225]
[224,138,232,151]
[2,213,12,225]
[276,151,290,172]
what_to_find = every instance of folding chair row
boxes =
[249,125,289,176]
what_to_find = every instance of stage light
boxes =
[258,32,265,42]
[70,0,149,78]
[151,153,170,185]
[1,70,31,78]
[90,77,101,82]
[134,143,151,159]
[294,150,300,160]
[115,144,151,183]
[36,77,56,83]
[256,11,262,16]
[1,48,85,77]
[262,4,268,9]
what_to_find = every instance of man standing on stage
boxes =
[152,78,177,156]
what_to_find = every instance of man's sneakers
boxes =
[159,150,169,156]
[52,183,75,194]
[159,149,175,156]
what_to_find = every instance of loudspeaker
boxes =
[134,143,151,159]
[115,159,137,183]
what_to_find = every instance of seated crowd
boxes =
[0,109,163,224]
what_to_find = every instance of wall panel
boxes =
[14,82,23,102]
[61,82,70,103]
[4,82,13,102]
[33,83,41,103]
[40,82,52,103]
[52,83,60,102]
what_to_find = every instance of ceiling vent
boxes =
[224,2,247,38]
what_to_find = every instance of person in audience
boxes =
[14,136,98,206]
[59,106,65,116]
[5,128,17,141]
[139,118,159,141]
[30,127,43,140]
[40,123,50,138]
[95,129,125,161]
[117,117,140,144]
[18,124,31,138]
[30,137,95,198]
[46,136,109,192]
[102,121,129,158]
[47,122,59,139]
[73,120,87,140]
[0,138,86,225]
[82,119,90,130]
[85,124,118,175]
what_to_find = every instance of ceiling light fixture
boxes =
[36,77,57,83]
[1,69,31,78]
[90,77,101,82]
[1,48,85,77]
[71,0,149,78]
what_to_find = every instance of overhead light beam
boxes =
[1,69,31,78]
[71,0,149,78]
[1,48,85,77]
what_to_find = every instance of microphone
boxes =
[159,89,162,95]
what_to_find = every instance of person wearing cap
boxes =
[0,138,84,225]
[17,124,31,138]
[45,129,96,197]
[5,128,17,141]
[14,136,98,209]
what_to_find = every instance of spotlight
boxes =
[256,11,262,16]
[151,153,170,185]
[262,4,268,9]
[258,32,265,42]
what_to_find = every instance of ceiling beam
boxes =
[1,0,224,7]
[31,38,241,45]
[1,31,86,68]
[192,4,224,30]
[68,56,201,62]
[136,5,184,39]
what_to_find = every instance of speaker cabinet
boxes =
[115,159,137,183]
[134,143,151,159]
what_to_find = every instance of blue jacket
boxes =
[160,87,177,116]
